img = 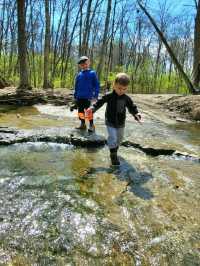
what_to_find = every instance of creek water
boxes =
[0,104,200,265]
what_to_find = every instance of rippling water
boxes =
[0,104,200,265]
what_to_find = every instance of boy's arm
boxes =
[92,72,100,99]
[126,96,141,122]
[91,94,108,112]
[85,94,108,119]
[74,74,78,99]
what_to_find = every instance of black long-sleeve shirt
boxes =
[92,90,139,128]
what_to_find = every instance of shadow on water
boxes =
[82,156,154,200]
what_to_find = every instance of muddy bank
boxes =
[0,87,200,122]
[1,87,200,121]
[0,87,73,106]
[133,94,200,122]
[160,95,200,121]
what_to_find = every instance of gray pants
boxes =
[107,126,124,149]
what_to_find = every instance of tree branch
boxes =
[137,0,197,94]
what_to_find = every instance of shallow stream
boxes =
[0,104,200,265]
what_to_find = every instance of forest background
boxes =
[0,0,199,94]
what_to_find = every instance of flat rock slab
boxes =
[0,127,106,147]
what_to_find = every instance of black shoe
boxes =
[88,124,95,133]
[110,152,120,166]
[75,124,87,130]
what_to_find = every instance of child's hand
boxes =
[134,113,142,123]
[70,100,77,112]
[91,98,97,104]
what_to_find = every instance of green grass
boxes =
[0,54,190,94]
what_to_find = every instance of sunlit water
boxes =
[0,104,200,265]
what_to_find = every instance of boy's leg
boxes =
[85,100,95,132]
[107,126,120,165]
[88,118,95,132]
[76,99,86,129]
[116,127,124,146]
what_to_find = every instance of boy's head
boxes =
[114,73,130,96]
[78,56,90,70]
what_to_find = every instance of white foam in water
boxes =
[0,177,10,184]
[148,235,167,246]
[13,142,74,151]
[35,104,75,118]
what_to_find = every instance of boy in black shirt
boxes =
[86,73,141,166]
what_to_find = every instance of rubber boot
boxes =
[110,147,120,166]
[75,120,86,130]
[88,120,95,133]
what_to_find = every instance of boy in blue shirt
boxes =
[74,56,99,132]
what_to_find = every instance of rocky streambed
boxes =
[0,98,200,265]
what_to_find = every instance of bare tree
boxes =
[79,0,84,56]
[105,0,117,78]
[63,5,82,81]
[43,0,51,89]
[81,0,92,55]
[17,0,31,90]
[97,0,112,80]
[51,0,68,83]
[0,0,6,59]
[137,0,197,94]
[193,0,200,90]
[194,0,198,9]
[60,0,71,86]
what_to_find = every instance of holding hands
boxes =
[85,107,93,120]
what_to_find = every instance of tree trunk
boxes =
[81,0,92,55]
[60,0,71,86]
[0,0,6,59]
[17,0,31,90]
[153,39,162,91]
[86,0,103,54]
[43,0,51,89]
[79,0,84,56]
[51,0,68,83]
[106,0,117,78]
[63,6,81,81]
[29,0,36,87]
[193,0,200,90]
[97,0,112,81]
[138,1,198,94]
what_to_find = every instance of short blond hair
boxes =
[114,73,130,86]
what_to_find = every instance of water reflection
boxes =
[82,156,154,200]
[0,115,200,265]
